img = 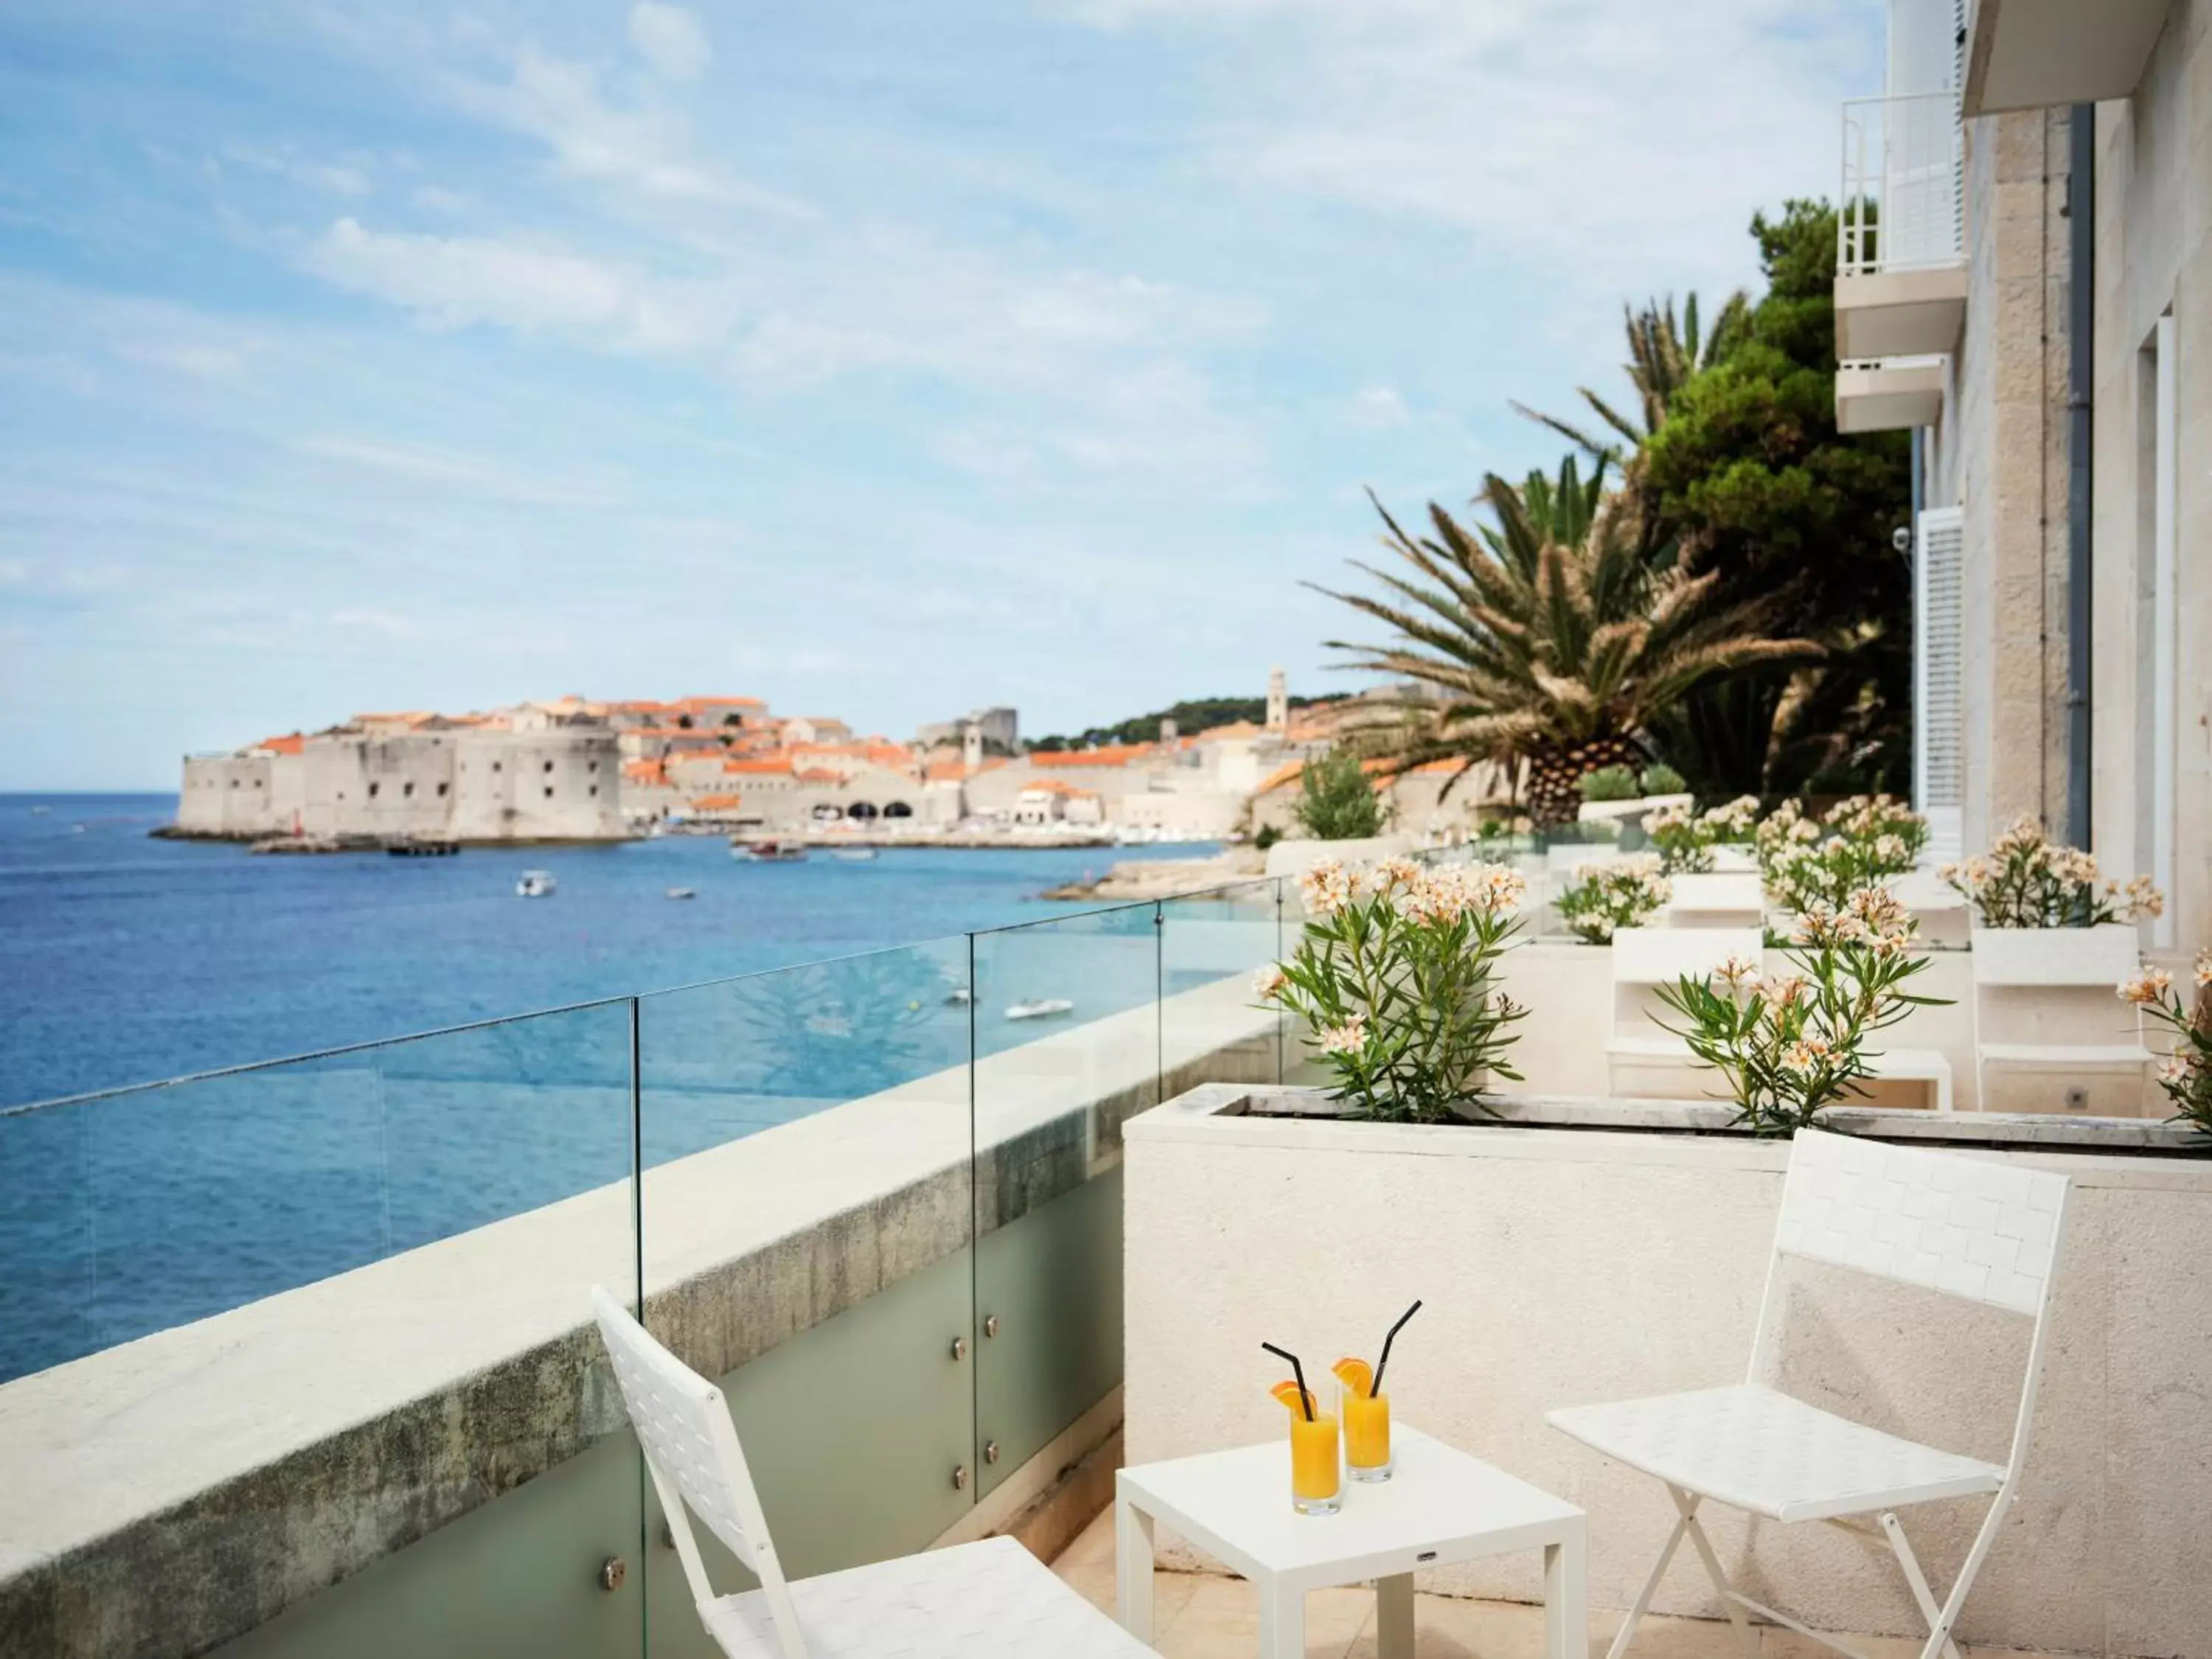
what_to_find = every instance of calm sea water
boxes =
[0,793,1219,1107]
[0,794,1251,1381]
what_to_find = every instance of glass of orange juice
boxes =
[1333,1357,1392,1481]
[1289,1408,1342,1514]
[1341,1385,1391,1481]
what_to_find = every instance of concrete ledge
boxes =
[1835,359,1947,434]
[1834,266,1968,359]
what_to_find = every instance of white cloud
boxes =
[449,46,801,215]
[1348,386,1408,430]
[1056,0,1877,300]
[302,218,638,334]
[290,434,625,507]
[627,3,714,83]
[223,142,374,196]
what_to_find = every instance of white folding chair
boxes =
[591,1287,1154,1658]
[1548,1129,2071,1659]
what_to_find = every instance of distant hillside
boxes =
[1028,692,1347,753]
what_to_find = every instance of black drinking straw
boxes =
[1261,1341,1315,1421]
[1368,1300,1423,1397]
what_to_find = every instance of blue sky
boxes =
[0,0,1882,789]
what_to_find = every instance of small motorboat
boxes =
[731,838,807,862]
[516,870,557,898]
[1005,998,1074,1022]
[943,987,975,1007]
[665,886,698,900]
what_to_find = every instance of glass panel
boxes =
[633,938,975,1644]
[1158,877,1287,1093]
[0,1001,644,1659]
[969,904,1158,1498]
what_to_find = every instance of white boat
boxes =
[943,987,974,1007]
[731,838,807,862]
[665,886,697,900]
[829,847,879,861]
[1005,998,1074,1022]
[516,870,557,898]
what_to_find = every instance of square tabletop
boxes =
[1118,1426,1582,1589]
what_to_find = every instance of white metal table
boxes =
[1115,1425,1586,1659]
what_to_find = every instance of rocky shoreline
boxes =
[1038,849,1266,901]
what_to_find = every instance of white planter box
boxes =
[1972,922,2142,987]
[1576,791,1691,825]
[1263,833,1413,879]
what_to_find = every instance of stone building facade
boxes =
[1843,0,2208,950]
[177,721,624,843]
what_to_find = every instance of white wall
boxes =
[2090,0,2211,951]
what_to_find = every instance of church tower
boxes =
[1265,666,1288,734]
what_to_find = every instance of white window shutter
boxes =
[1915,506,1966,864]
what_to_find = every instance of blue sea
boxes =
[0,794,1256,1382]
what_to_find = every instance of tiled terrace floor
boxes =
[1049,1508,2053,1659]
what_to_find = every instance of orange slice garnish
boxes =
[1332,1357,1374,1399]
[1270,1380,1317,1416]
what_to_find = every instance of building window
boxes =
[588,761,599,773]
[437,782,449,798]
[588,785,598,797]
[492,762,501,773]
[403,782,414,799]
[368,782,380,799]
[543,760,554,774]
[544,786,554,799]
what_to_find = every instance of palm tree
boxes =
[1318,458,1819,826]
[1515,291,1749,463]
[1514,292,1749,557]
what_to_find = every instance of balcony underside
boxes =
[1836,361,1945,434]
[1834,266,1967,361]
[1964,0,2171,114]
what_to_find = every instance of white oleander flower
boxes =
[2118,967,2173,1006]
[1299,859,1352,918]
[1319,1015,1368,1056]
[2195,952,2211,989]
[1253,963,1287,1001]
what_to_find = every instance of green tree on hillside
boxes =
[1636,201,1913,796]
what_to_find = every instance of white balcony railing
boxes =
[1839,91,1964,277]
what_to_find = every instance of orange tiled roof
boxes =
[1032,743,1155,768]
[688,793,743,811]
[257,733,305,756]
[1194,720,1264,741]
[1021,778,1098,796]
[623,759,669,785]
[681,695,765,710]
[793,768,844,783]
[722,756,793,775]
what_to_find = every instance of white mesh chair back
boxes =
[1771,1129,2068,1318]
[592,1287,808,1658]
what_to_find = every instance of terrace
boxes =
[1,828,2205,1659]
